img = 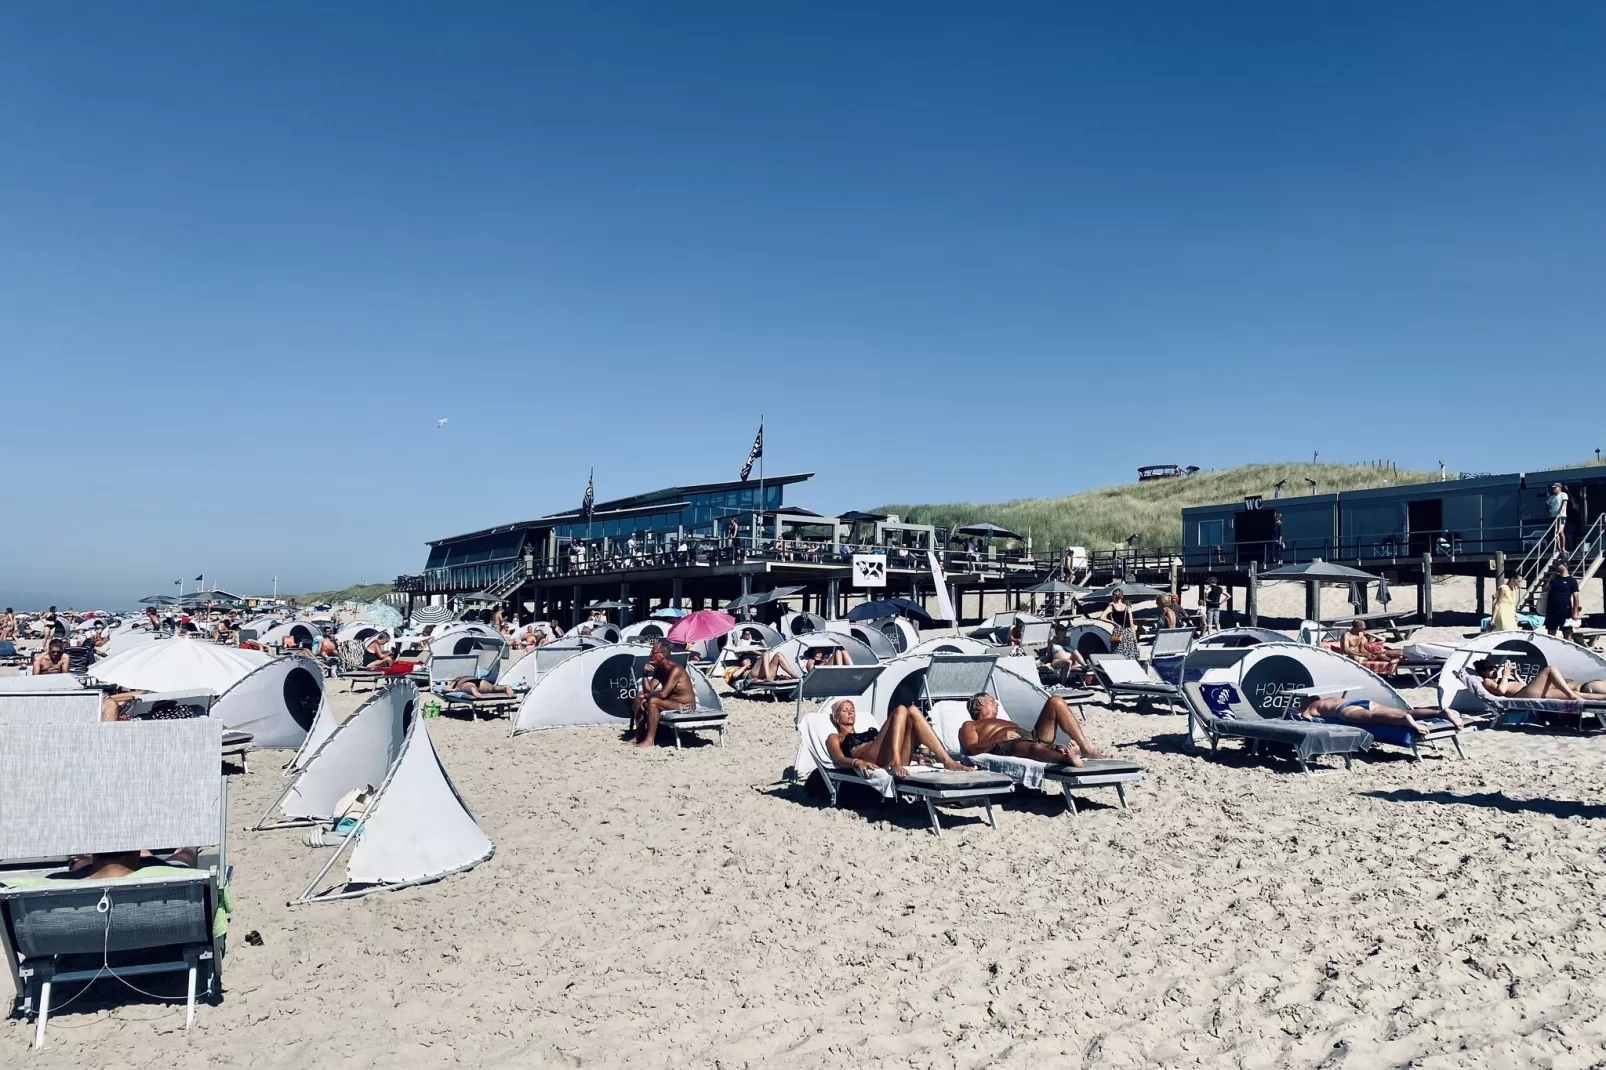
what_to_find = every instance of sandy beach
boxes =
[7,604,1606,1068]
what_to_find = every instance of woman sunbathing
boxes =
[1474,659,1606,700]
[824,700,964,778]
[751,649,800,682]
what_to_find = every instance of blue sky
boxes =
[3,3,1603,607]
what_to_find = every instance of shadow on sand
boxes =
[1361,787,1606,820]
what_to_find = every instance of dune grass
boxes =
[281,582,396,606]
[878,463,1436,552]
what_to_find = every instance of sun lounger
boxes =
[1460,669,1606,732]
[0,719,229,1048]
[0,691,103,724]
[926,701,1147,816]
[335,640,388,691]
[793,670,1013,836]
[1181,681,1373,774]
[1089,654,1185,712]
[1280,683,1465,760]
[117,689,255,770]
[427,654,519,718]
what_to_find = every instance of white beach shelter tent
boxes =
[1438,631,1606,715]
[212,654,326,751]
[620,619,673,643]
[499,636,607,691]
[769,633,880,673]
[907,635,995,658]
[259,620,324,648]
[334,621,383,644]
[293,715,493,904]
[101,628,165,658]
[88,639,270,694]
[513,644,722,734]
[257,682,413,829]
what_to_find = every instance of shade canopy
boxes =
[954,522,1024,540]
[1081,582,1167,602]
[410,605,454,626]
[847,598,935,625]
[584,600,627,611]
[667,610,737,644]
[89,639,271,694]
[1024,578,1086,596]
[138,595,178,606]
[1259,559,1380,582]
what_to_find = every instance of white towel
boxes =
[965,752,1047,790]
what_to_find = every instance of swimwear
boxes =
[988,735,1042,758]
[1337,699,1371,713]
[839,728,879,754]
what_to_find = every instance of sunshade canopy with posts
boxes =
[1259,558,1382,621]
[954,522,1024,540]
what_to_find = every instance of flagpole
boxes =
[752,415,764,550]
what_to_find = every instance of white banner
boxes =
[851,554,887,588]
[927,551,956,623]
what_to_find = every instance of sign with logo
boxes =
[1239,654,1315,718]
[852,554,887,588]
[1244,495,1263,511]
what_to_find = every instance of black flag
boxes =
[581,470,594,519]
[194,574,203,581]
[739,423,763,480]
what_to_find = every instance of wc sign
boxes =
[851,554,887,587]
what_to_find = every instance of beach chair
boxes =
[119,689,255,769]
[793,667,1014,836]
[427,654,518,718]
[632,652,727,748]
[1089,654,1185,713]
[335,640,387,691]
[1460,669,1606,733]
[1181,681,1373,774]
[1147,627,1195,686]
[0,640,24,667]
[0,719,229,1048]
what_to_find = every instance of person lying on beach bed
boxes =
[60,847,198,880]
[1300,695,1464,732]
[1338,620,1404,664]
[1473,659,1606,700]
[630,641,696,748]
[447,676,514,699]
[804,647,851,672]
[724,652,757,687]
[749,649,800,683]
[958,692,1105,765]
[826,700,964,778]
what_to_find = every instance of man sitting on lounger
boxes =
[826,700,964,778]
[1339,619,1404,667]
[630,641,697,748]
[1473,658,1606,700]
[32,639,70,675]
[958,692,1105,766]
[1300,694,1464,731]
[446,675,515,699]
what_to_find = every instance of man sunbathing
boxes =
[825,699,964,778]
[447,676,514,699]
[631,641,697,748]
[62,847,198,880]
[1473,658,1606,700]
[1339,620,1404,667]
[958,692,1105,765]
[1300,694,1464,731]
[32,639,70,675]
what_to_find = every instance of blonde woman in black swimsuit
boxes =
[824,699,964,778]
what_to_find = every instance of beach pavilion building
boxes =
[393,473,1040,626]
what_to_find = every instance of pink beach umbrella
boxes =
[666,610,737,645]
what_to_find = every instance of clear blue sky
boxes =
[3,3,1603,607]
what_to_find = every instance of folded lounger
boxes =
[1461,669,1606,733]
[427,654,520,718]
[794,667,1013,837]
[1089,654,1185,712]
[0,720,229,1048]
[1182,682,1373,774]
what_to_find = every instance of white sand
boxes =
[7,614,1606,1066]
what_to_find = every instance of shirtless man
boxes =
[1339,619,1404,665]
[958,692,1106,765]
[447,676,514,698]
[32,639,70,675]
[1300,694,1464,732]
[631,642,696,748]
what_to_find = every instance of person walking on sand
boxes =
[1488,573,1520,633]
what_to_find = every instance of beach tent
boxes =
[425,629,507,673]
[724,622,784,650]
[499,634,609,691]
[258,620,324,649]
[780,611,829,637]
[768,633,880,675]
[1438,631,1606,716]
[0,673,84,692]
[256,682,413,829]
[512,645,721,734]
[620,619,673,643]
[969,612,1051,647]
[823,620,899,660]
[335,621,383,644]
[1060,622,1115,660]
[293,715,492,904]
[573,621,622,644]
[908,635,995,658]
[88,639,270,694]
[1195,627,1288,649]
[857,652,1052,735]
[211,654,326,751]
